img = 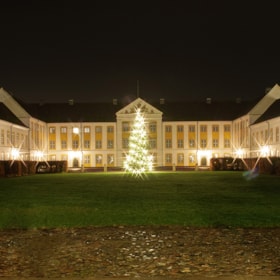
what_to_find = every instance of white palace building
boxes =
[1,84,280,170]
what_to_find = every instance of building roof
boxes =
[17,99,256,123]
[254,99,280,123]
[151,100,255,121]
[23,102,123,123]
[0,102,27,126]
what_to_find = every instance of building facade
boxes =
[1,84,280,169]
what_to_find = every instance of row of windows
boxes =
[61,153,198,166]
[49,124,231,139]
[164,153,214,164]
[165,139,231,149]
[0,129,28,149]
[54,152,222,166]
[165,124,231,133]
[49,139,115,150]
[49,126,114,134]
[122,123,231,133]
[121,138,231,149]
[50,136,231,150]
[252,127,280,146]
[122,138,157,149]
[122,122,231,133]
[122,122,157,132]
[51,154,115,165]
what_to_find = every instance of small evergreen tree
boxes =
[124,108,153,176]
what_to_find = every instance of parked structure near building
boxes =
[0,84,280,170]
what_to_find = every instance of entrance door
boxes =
[73,158,79,168]
[200,156,207,166]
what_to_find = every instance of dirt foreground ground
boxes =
[1,277,280,280]
[0,226,280,278]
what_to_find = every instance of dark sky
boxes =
[1,1,279,103]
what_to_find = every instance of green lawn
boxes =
[0,171,280,229]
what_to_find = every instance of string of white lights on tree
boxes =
[124,108,153,176]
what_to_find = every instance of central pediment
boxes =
[116,98,162,118]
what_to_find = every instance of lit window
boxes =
[189,125,195,132]
[224,125,231,132]
[224,139,230,148]
[49,140,56,149]
[122,122,130,132]
[107,154,114,165]
[107,140,114,149]
[61,127,67,133]
[177,125,183,132]
[61,140,67,149]
[212,125,219,132]
[84,140,90,149]
[189,139,195,148]
[0,129,4,145]
[166,139,172,148]
[165,153,172,163]
[149,138,157,149]
[269,128,273,144]
[96,154,102,164]
[177,139,184,148]
[177,153,184,164]
[49,127,56,134]
[213,139,219,148]
[165,126,172,133]
[73,127,79,134]
[96,140,102,149]
[107,126,114,133]
[149,122,157,133]
[189,154,195,163]
[200,139,207,148]
[72,140,79,149]
[122,138,129,148]
[16,133,19,146]
[276,127,279,142]
[95,126,102,133]
[84,155,91,164]
[200,125,207,132]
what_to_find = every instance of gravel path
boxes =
[0,226,280,278]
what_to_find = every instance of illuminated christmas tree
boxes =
[124,108,153,176]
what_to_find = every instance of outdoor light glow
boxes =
[9,146,28,168]
[34,150,44,160]
[124,108,153,177]
[248,135,273,171]
[236,148,244,157]
[11,148,20,160]
[197,150,211,157]
[260,145,270,157]
[68,150,82,159]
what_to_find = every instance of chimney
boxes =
[206,97,212,104]
[68,99,74,105]
[160,98,165,104]
[113,98,118,105]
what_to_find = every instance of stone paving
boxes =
[0,226,280,278]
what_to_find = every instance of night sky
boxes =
[1,2,279,103]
